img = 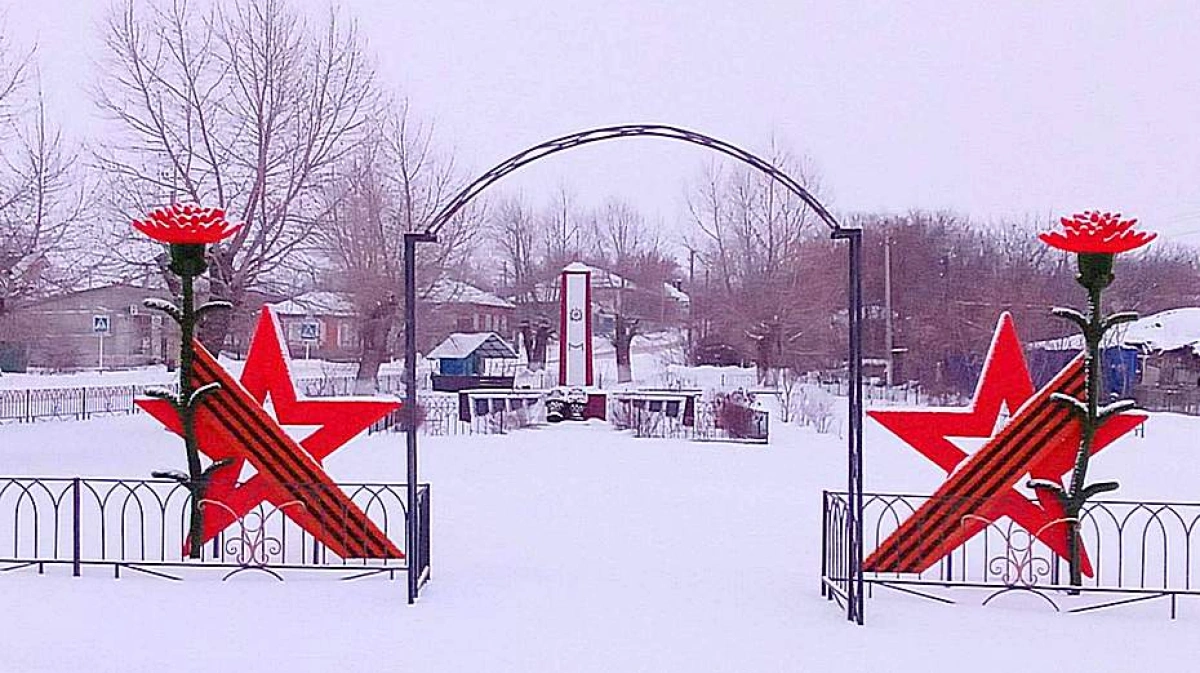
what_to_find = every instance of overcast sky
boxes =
[10,1,1200,243]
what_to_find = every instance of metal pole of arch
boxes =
[833,226,865,624]
[405,231,436,604]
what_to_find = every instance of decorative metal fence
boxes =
[0,374,407,424]
[823,491,1200,618]
[608,397,769,443]
[0,476,429,584]
[368,393,544,437]
[1134,386,1200,416]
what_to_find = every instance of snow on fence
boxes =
[1134,386,1200,416]
[0,476,429,582]
[0,374,407,424]
[823,491,1200,618]
[608,395,769,443]
[367,391,542,439]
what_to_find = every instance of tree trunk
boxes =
[355,295,398,395]
[528,319,552,372]
[614,314,638,384]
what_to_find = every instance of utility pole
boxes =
[687,249,695,353]
[884,234,895,387]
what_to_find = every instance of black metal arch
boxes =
[422,124,843,236]
[403,124,864,625]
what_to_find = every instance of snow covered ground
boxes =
[1,399,1198,672]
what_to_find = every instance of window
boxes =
[337,322,357,348]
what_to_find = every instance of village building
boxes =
[507,262,690,338]
[421,278,517,350]
[267,291,362,362]
[1027,307,1200,414]
[0,283,177,371]
[264,279,517,362]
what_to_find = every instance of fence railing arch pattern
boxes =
[822,491,1200,618]
[0,476,429,583]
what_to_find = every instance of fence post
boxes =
[820,491,829,597]
[72,477,82,577]
[81,387,88,421]
[25,389,31,422]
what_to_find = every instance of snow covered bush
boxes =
[712,390,758,439]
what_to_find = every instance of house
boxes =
[426,332,519,392]
[267,291,361,362]
[0,283,177,371]
[422,278,517,350]
[1028,307,1200,412]
[264,279,517,362]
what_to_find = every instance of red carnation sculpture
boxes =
[1029,209,1154,588]
[132,202,240,558]
[1039,211,1156,255]
[133,203,242,245]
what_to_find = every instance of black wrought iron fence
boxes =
[823,490,1200,617]
[0,476,429,584]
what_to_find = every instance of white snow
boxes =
[424,278,515,309]
[0,396,1198,671]
[268,291,357,316]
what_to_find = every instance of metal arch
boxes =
[406,123,864,624]
[422,124,844,236]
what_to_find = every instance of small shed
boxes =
[428,332,519,392]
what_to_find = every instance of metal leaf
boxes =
[187,382,222,409]
[143,298,183,324]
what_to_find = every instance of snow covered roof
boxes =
[427,332,519,360]
[563,261,629,289]
[269,291,356,316]
[425,278,515,309]
[1030,307,1200,355]
[663,282,689,303]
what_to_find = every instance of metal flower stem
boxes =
[1031,252,1132,589]
[178,271,205,558]
[1066,282,1103,588]
[146,244,231,560]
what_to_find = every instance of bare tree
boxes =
[490,196,538,303]
[686,140,825,366]
[310,103,481,392]
[541,187,583,269]
[94,0,381,351]
[0,80,88,319]
[611,313,639,383]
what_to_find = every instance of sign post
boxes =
[92,315,111,370]
[300,320,320,360]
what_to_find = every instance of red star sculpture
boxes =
[865,312,1145,575]
[138,307,402,556]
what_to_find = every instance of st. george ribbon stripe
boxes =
[867,363,1084,572]
[190,348,400,558]
[191,356,394,557]
[190,356,382,557]
[191,353,394,558]
[865,356,1086,572]
[890,410,1077,572]
[868,371,1083,572]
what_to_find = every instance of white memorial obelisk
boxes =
[558,262,594,387]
